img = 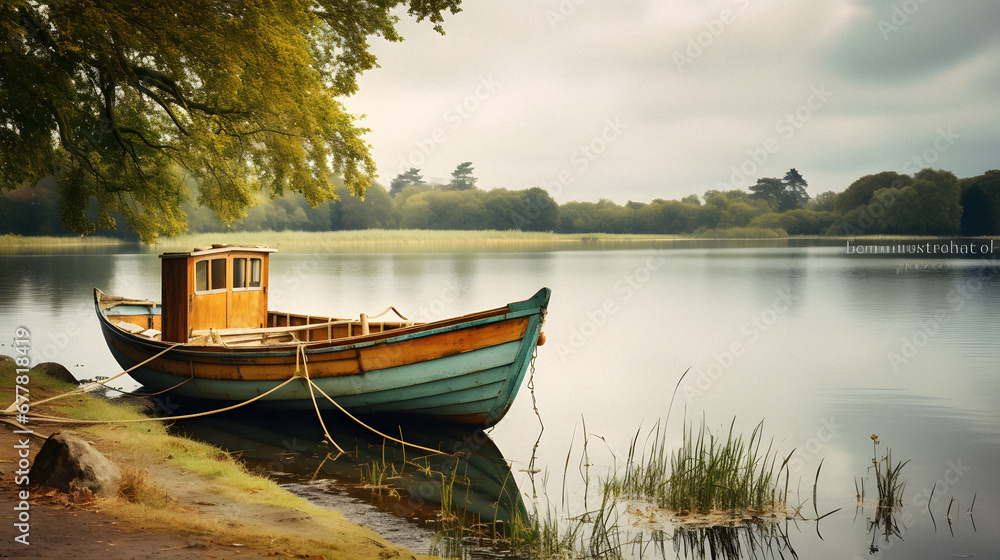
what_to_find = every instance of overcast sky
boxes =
[342,0,1000,205]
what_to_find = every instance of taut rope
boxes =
[296,343,448,457]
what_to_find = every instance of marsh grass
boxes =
[498,502,580,558]
[485,414,798,560]
[868,434,908,512]
[606,416,791,516]
[860,435,909,550]
[359,460,395,488]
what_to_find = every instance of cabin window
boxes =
[195,260,209,292]
[249,258,262,288]
[233,258,247,289]
[231,257,262,291]
[194,258,228,293]
[210,258,227,291]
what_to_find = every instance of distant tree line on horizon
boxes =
[3,163,999,240]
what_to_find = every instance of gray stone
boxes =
[29,431,122,497]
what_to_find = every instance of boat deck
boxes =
[97,291,419,347]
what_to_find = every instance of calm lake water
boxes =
[2,240,998,559]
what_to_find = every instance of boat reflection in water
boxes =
[169,407,528,538]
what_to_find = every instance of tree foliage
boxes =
[836,171,912,212]
[828,169,962,235]
[3,162,995,237]
[389,168,425,197]
[749,169,809,212]
[0,0,462,241]
[447,161,477,191]
[959,170,1000,236]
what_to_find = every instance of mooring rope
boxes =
[97,375,194,397]
[295,343,449,457]
[10,376,300,426]
[298,343,346,455]
[366,305,409,321]
[306,372,450,457]
[5,335,449,458]
[2,337,204,415]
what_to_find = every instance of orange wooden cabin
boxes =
[159,245,276,343]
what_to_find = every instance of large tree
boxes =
[446,161,477,191]
[749,169,809,212]
[389,167,424,197]
[1,0,462,242]
[836,171,912,212]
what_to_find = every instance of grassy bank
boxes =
[4,230,990,255]
[8,229,974,255]
[2,229,831,255]
[150,230,697,253]
[0,234,128,252]
[0,359,428,559]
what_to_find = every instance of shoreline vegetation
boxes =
[5,168,997,245]
[3,230,993,255]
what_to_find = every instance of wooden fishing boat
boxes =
[94,245,549,427]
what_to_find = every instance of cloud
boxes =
[344,1,999,203]
[828,0,1000,83]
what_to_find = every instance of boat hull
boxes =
[96,288,549,427]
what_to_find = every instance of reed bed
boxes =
[606,417,791,515]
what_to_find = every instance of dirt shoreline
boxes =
[0,367,431,559]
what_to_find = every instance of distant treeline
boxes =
[3,166,999,239]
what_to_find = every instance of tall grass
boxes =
[606,416,791,515]
[869,434,908,511]
[695,227,788,239]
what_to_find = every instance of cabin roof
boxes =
[159,244,277,259]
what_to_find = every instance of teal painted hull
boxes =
[97,288,549,427]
